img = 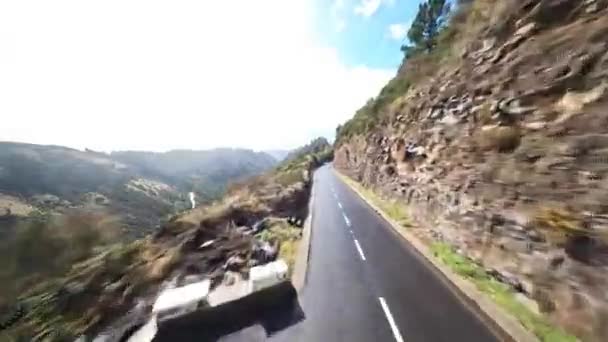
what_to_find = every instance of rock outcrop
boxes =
[335,1,608,340]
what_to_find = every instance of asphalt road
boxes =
[215,164,502,342]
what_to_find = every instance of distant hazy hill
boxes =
[111,148,277,200]
[0,142,134,200]
[0,142,276,236]
[264,149,290,162]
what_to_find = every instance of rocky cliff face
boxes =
[335,1,608,340]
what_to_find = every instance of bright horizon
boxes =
[0,1,419,152]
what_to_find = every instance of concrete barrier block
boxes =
[152,279,210,321]
[248,259,288,293]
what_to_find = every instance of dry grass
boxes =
[477,102,494,125]
[275,170,304,187]
[477,126,521,152]
[0,194,35,216]
[0,211,122,307]
[176,200,232,228]
[145,246,182,281]
[534,207,586,245]
[256,219,302,277]
[278,240,298,278]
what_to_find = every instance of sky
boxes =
[0,0,421,152]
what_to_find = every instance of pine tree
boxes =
[400,0,450,57]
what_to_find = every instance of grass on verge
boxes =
[337,174,411,227]
[337,172,577,342]
[431,243,577,342]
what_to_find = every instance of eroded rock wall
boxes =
[335,1,608,340]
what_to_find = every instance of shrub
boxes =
[0,211,121,311]
[275,170,304,187]
[256,220,301,276]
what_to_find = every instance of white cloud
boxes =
[353,0,398,17]
[0,0,394,152]
[331,0,348,33]
[354,0,382,17]
[336,19,347,33]
[331,0,346,13]
[388,22,410,41]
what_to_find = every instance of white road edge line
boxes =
[353,239,366,261]
[342,213,351,227]
[379,297,405,342]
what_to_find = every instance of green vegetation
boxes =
[256,219,301,243]
[335,99,379,141]
[532,207,608,245]
[278,137,332,175]
[339,173,577,342]
[336,0,506,145]
[401,0,451,58]
[256,220,302,277]
[274,169,306,187]
[0,212,120,310]
[431,243,577,342]
[337,174,410,227]
[4,240,156,341]
[0,138,328,340]
[0,142,278,236]
[111,148,278,201]
[283,137,332,164]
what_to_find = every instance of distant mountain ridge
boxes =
[111,148,277,200]
[0,142,277,236]
[264,149,290,162]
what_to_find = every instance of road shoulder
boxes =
[292,176,315,293]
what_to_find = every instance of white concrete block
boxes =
[127,316,158,342]
[248,259,289,292]
[152,279,210,320]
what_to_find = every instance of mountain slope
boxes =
[0,142,277,236]
[284,137,331,162]
[1,139,329,341]
[111,148,277,201]
[335,1,608,341]
[264,149,290,162]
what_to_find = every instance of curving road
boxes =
[211,164,503,342]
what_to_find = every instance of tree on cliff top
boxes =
[401,0,451,57]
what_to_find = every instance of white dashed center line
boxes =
[342,213,351,227]
[353,239,366,261]
[337,201,343,210]
[379,297,404,342]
